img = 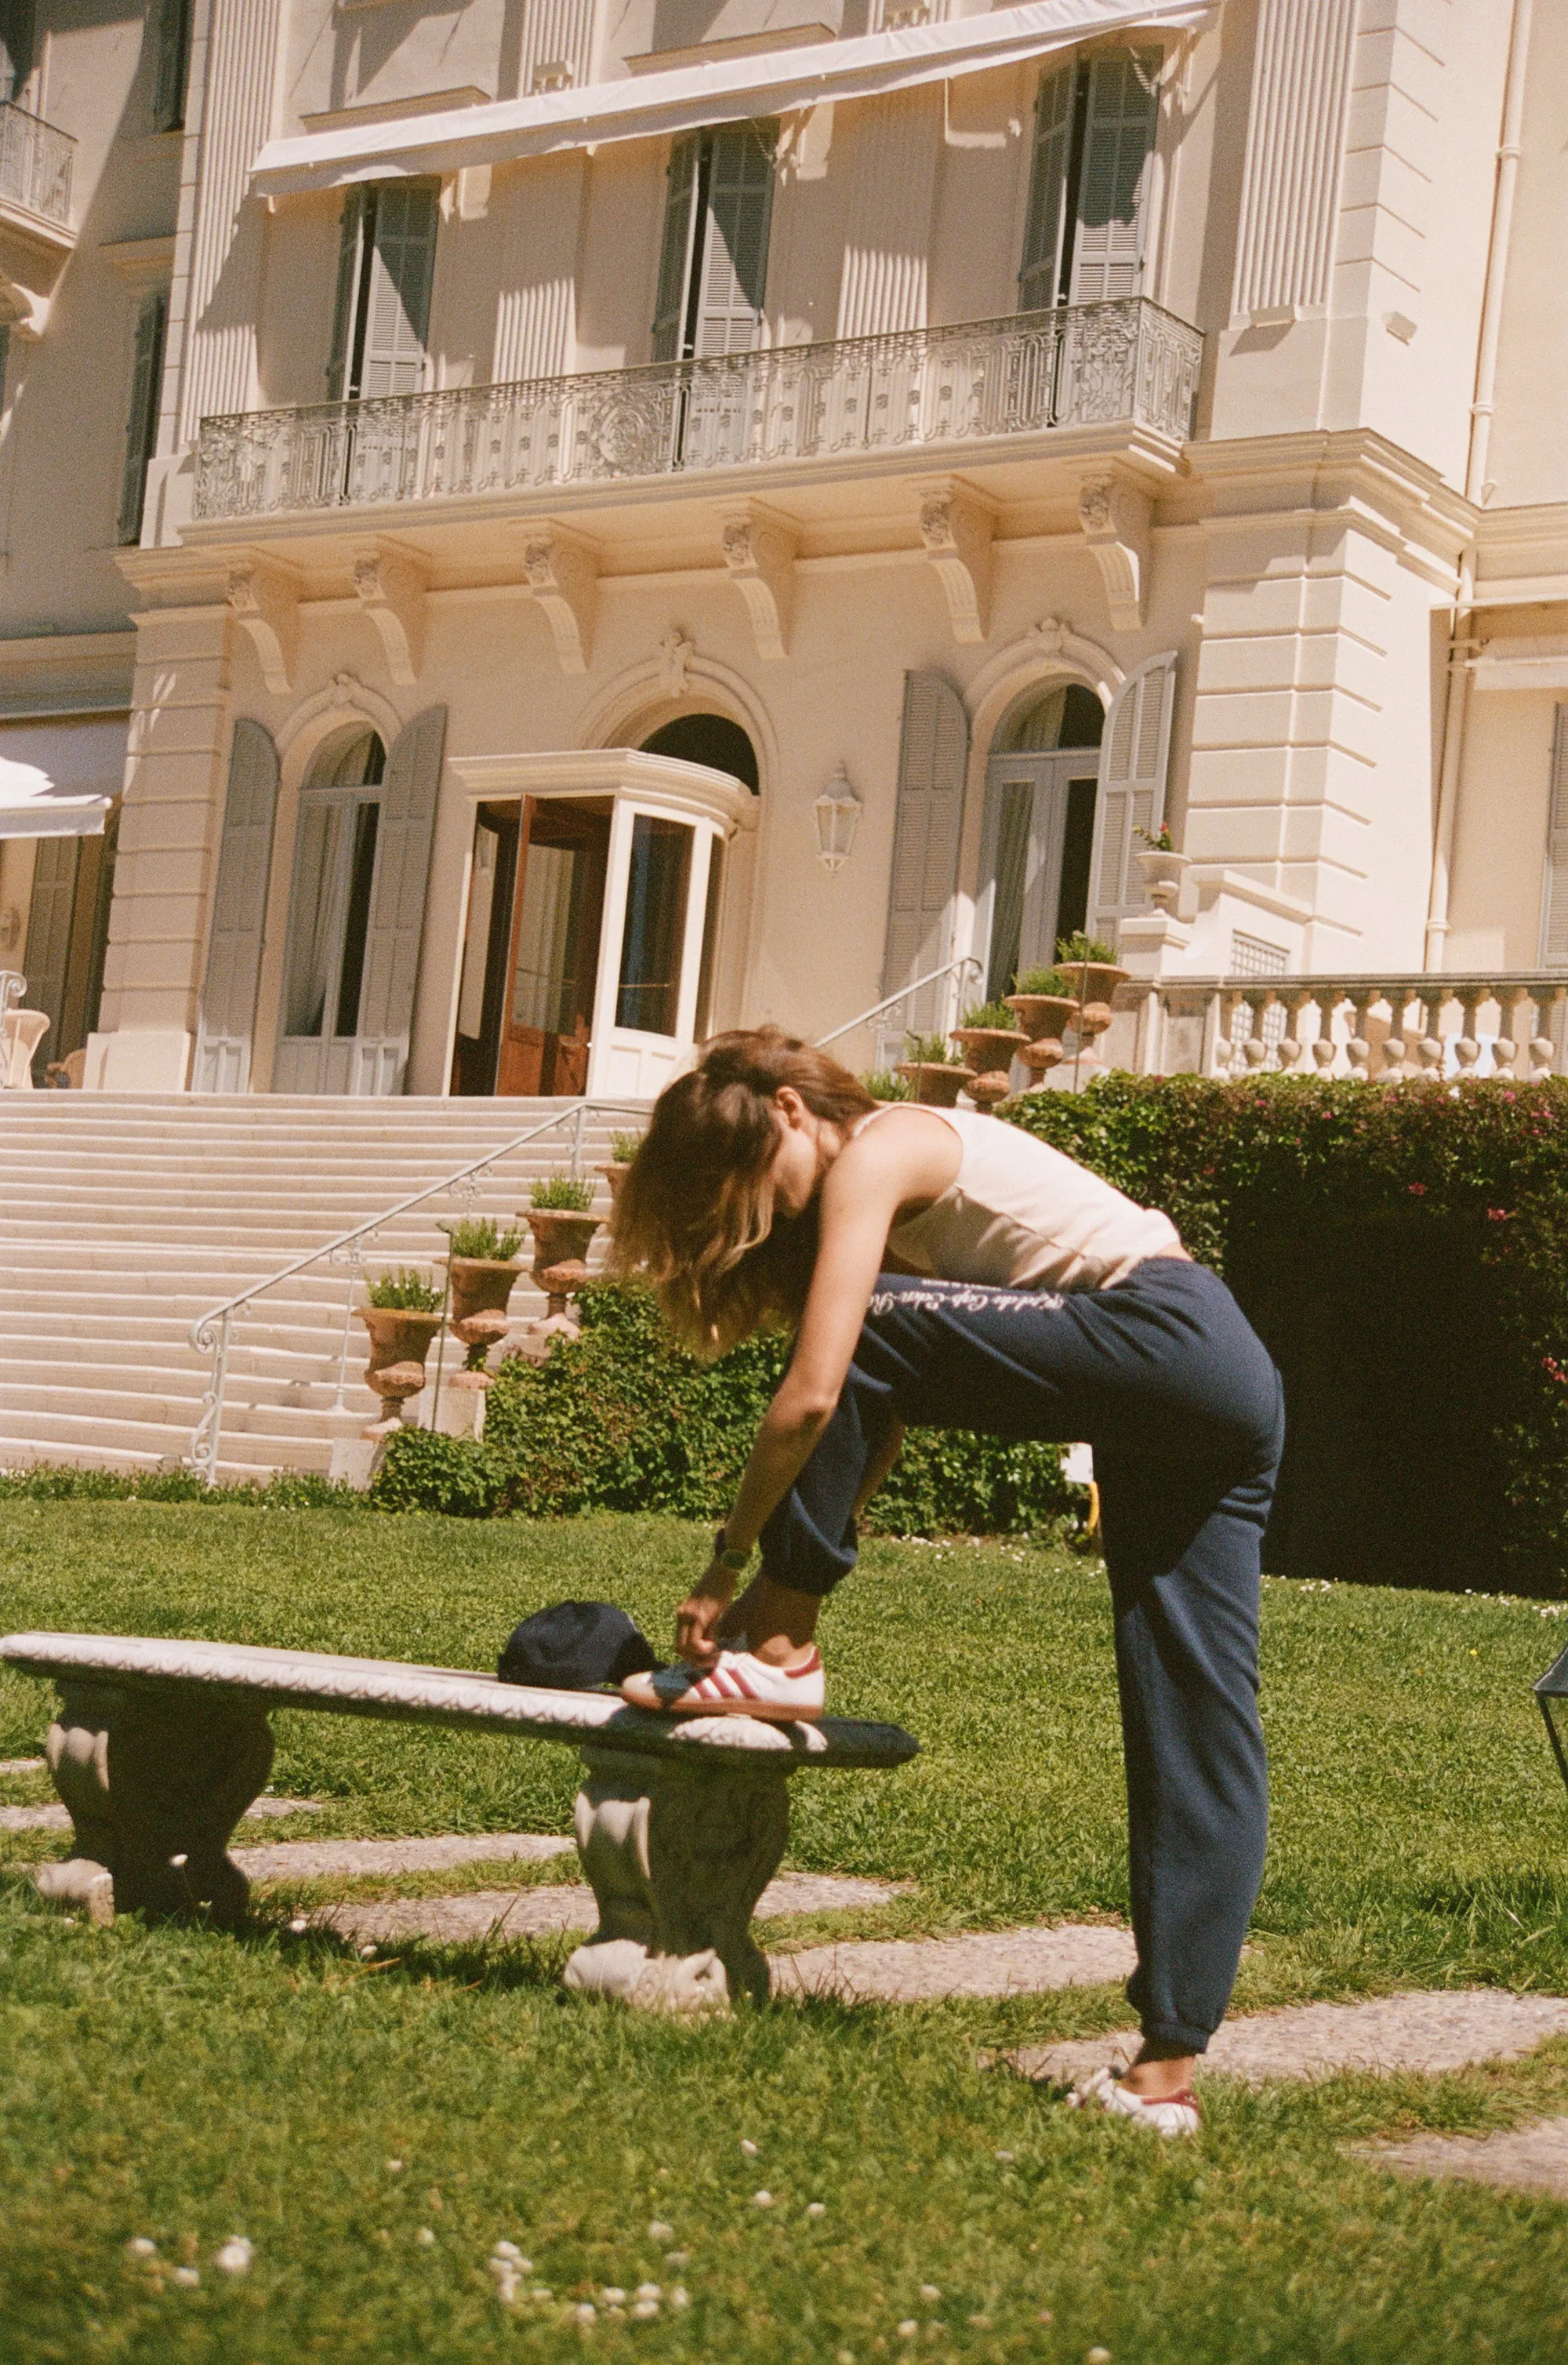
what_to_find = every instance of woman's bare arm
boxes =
[673,1112,956,1664]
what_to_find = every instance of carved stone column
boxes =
[563,1746,791,2012]
[36,1680,273,1928]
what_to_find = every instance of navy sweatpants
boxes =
[757,1256,1284,2051]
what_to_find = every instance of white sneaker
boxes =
[1067,2066,1201,2138]
[622,1645,825,1723]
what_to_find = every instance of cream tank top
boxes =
[858,1104,1182,1295]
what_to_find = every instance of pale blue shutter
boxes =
[21,834,79,1075]
[652,133,701,363]
[352,704,447,1094]
[359,183,438,398]
[1087,651,1177,947]
[695,121,776,358]
[1018,64,1074,314]
[881,671,968,1037]
[194,717,280,1093]
[1541,705,1568,967]
[327,187,369,400]
[1070,49,1159,303]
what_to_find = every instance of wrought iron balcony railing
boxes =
[0,100,74,229]
[194,296,1202,524]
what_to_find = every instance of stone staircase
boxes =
[0,1095,644,1483]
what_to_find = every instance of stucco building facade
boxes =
[1,0,1564,1098]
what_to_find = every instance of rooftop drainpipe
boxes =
[1425,0,1532,972]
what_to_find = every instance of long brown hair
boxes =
[607,1027,876,1357]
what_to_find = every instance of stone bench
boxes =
[0,1631,918,2012]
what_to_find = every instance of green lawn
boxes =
[2,1502,1568,2362]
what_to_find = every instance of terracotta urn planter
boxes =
[1005,994,1080,1085]
[597,1161,632,1206]
[1054,962,1131,1062]
[949,1026,1029,1110]
[444,1255,524,1386]
[524,1209,601,1279]
[528,1256,593,1352]
[1133,848,1189,911]
[896,1060,977,1108]
[357,1307,444,1438]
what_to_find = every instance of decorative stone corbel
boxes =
[226,558,299,695]
[350,541,427,687]
[918,481,994,645]
[719,507,797,662]
[519,528,598,674]
[1076,474,1153,632]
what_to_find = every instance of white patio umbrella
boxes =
[0,753,110,837]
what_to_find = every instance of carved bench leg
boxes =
[36,1680,274,1929]
[564,1746,790,2012]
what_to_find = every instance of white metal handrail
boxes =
[814,957,983,1052]
[185,1096,648,1485]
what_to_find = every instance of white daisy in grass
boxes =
[806,2203,826,2218]
[635,2283,660,2301]
[751,2191,774,2208]
[214,2238,252,2275]
[670,2288,690,2310]
[648,2221,673,2241]
[574,2301,597,2323]
[172,2267,199,2288]
[919,2286,941,2302]
[632,2299,659,2320]
[601,2287,626,2305]
[416,2229,435,2247]
[664,2250,689,2268]
[126,2238,157,2258]
[896,2320,918,2339]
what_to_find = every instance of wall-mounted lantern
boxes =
[813,764,861,873]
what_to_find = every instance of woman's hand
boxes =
[673,1560,735,1669]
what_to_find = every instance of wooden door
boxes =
[496,798,610,1096]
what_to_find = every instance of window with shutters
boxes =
[1018,48,1160,314]
[151,0,194,134]
[651,122,777,364]
[118,289,166,547]
[1540,706,1568,969]
[328,182,440,403]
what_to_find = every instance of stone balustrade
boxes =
[193,296,1201,524]
[1111,973,1568,1084]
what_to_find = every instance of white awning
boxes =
[0,756,109,838]
[252,0,1215,197]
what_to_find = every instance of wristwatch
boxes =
[713,1527,751,1573]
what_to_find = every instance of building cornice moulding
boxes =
[1187,430,1476,575]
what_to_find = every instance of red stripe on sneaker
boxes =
[728,1666,761,1700]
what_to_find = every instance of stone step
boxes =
[0,1406,338,1473]
[0,1378,374,1442]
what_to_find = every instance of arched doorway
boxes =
[638,712,759,794]
[978,683,1104,1000]
[274,727,387,1093]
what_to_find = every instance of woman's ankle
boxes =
[1121,2040,1197,2099]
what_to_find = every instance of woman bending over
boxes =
[609,1028,1283,2134]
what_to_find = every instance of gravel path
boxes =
[1000,1991,1568,2088]
[237,1829,574,1881]
[0,1757,44,1777]
[1356,2116,1568,2200]
[773,1924,1137,2001]
[315,1872,902,1945]
[3,1796,319,1836]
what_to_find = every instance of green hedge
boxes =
[1004,1074,1568,1596]
[372,1281,1071,1537]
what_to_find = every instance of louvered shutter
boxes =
[327,187,368,400]
[358,183,438,398]
[1018,64,1074,314]
[20,834,80,1074]
[695,121,776,358]
[152,0,191,133]
[118,290,166,547]
[1087,651,1177,948]
[194,718,280,1093]
[881,671,968,1037]
[1070,49,1159,303]
[352,704,446,1095]
[652,133,701,363]
[1541,706,1568,967]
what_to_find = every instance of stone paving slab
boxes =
[772,1924,1138,2002]
[236,1829,575,1882]
[1000,1992,1568,2089]
[314,1871,902,1946]
[2,1795,319,1835]
[1356,2116,1568,2201]
[0,1757,44,1776]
